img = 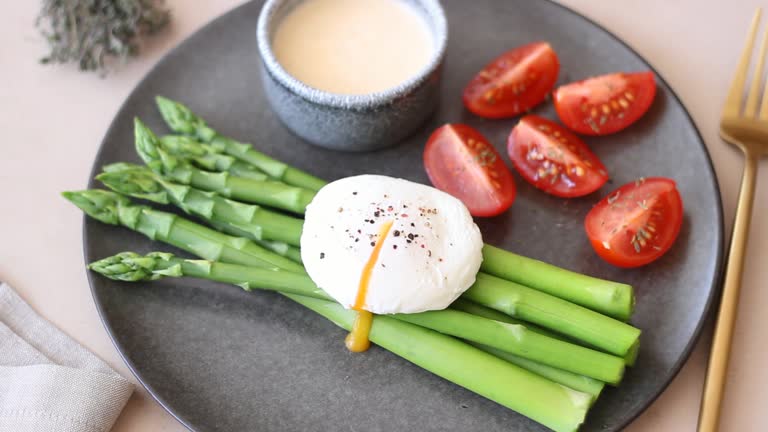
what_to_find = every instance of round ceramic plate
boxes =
[83,1,723,431]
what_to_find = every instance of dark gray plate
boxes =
[83,1,724,431]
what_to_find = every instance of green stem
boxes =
[281,244,303,263]
[188,169,313,214]
[451,298,560,338]
[158,135,269,181]
[482,244,634,320]
[464,272,640,357]
[394,309,624,384]
[213,136,327,192]
[468,343,603,404]
[208,219,302,263]
[453,298,638,366]
[623,340,640,367]
[179,257,325,297]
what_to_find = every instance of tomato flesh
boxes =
[585,177,683,268]
[507,115,608,197]
[424,124,516,217]
[554,71,656,135]
[463,42,560,119]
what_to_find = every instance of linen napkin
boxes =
[0,282,134,432]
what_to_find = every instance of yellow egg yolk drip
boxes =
[345,220,394,352]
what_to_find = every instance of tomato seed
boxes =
[587,118,600,133]
[619,98,629,108]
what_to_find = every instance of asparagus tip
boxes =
[96,166,171,205]
[62,189,128,225]
[134,117,163,165]
[155,95,172,106]
[154,94,216,140]
[89,251,180,282]
[155,96,177,124]
[102,161,144,174]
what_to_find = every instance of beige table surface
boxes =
[2,1,767,431]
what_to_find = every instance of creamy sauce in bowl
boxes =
[272,0,435,95]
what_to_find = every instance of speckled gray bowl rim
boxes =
[256,0,448,110]
[82,1,725,431]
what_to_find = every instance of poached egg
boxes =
[301,175,483,314]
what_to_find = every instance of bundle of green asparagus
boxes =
[64,96,643,432]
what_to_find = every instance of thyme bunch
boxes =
[36,0,170,73]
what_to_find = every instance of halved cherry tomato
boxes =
[507,115,608,197]
[424,124,516,217]
[553,71,656,135]
[585,177,683,268]
[463,42,560,119]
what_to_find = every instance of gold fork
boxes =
[698,8,768,432]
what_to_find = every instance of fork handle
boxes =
[698,151,759,432]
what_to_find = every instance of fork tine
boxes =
[724,8,762,118]
[746,16,768,117]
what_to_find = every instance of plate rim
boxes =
[81,0,725,430]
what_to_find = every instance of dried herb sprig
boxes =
[36,0,170,73]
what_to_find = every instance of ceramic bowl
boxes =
[256,0,448,152]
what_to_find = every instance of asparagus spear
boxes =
[209,220,303,263]
[464,273,640,357]
[135,118,314,214]
[482,244,634,321]
[468,343,603,404]
[393,310,623,384]
[62,189,304,274]
[90,251,324,296]
[453,298,638,367]
[451,298,562,338]
[155,96,326,192]
[158,135,269,181]
[88,251,625,384]
[97,163,303,246]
